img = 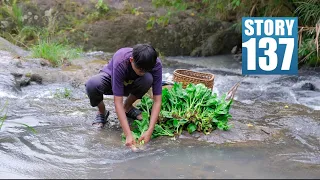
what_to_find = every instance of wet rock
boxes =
[29,74,43,84]
[30,81,38,85]
[40,59,50,66]
[85,51,105,57]
[233,53,242,61]
[13,73,43,88]
[179,121,279,144]
[70,79,82,88]
[11,72,23,78]
[84,51,113,60]
[191,28,241,57]
[16,76,31,87]
[15,60,23,68]
[301,83,315,91]
[0,37,30,57]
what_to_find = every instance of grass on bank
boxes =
[30,40,82,67]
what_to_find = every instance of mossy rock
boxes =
[191,28,242,57]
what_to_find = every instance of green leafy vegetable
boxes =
[123,82,234,142]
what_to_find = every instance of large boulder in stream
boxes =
[301,82,316,91]
[191,28,242,57]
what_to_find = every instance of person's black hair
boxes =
[132,44,158,71]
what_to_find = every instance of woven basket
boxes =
[173,69,215,89]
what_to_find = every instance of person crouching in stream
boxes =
[85,44,162,151]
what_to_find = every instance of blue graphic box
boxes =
[242,17,298,75]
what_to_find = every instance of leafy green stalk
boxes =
[129,82,234,143]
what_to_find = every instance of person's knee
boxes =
[142,72,153,88]
[130,73,153,99]
[85,75,104,106]
[85,77,98,96]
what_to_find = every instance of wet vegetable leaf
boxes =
[129,82,234,143]
[187,123,197,134]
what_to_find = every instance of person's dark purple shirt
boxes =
[101,47,162,97]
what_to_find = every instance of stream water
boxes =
[0,50,319,179]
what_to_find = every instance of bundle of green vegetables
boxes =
[122,82,234,142]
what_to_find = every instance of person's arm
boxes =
[147,94,161,133]
[114,96,136,150]
[114,96,131,137]
[148,58,163,132]
[138,59,163,143]
[112,61,136,148]
[138,94,161,143]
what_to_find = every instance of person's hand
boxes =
[125,133,137,151]
[138,129,153,144]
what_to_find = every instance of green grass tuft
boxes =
[30,40,82,67]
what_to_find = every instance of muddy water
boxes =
[0,51,319,178]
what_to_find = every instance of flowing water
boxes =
[0,50,319,179]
